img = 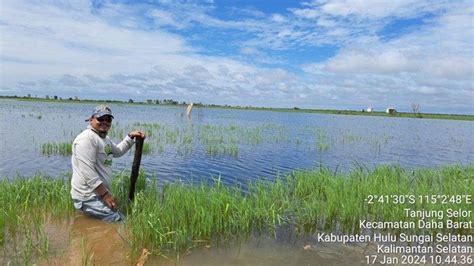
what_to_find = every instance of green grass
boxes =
[0,174,74,264]
[141,142,153,155]
[1,165,472,263]
[315,130,330,153]
[122,164,473,254]
[41,142,72,156]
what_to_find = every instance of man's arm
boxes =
[94,183,117,210]
[111,130,146,157]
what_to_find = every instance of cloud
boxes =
[0,0,473,114]
[239,47,258,55]
[0,1,190,79]
[323,49,413,75]
[271,14,287,23]
[319,0,430,18]
[298,1,473,113]
[307,4,474,82]
[150,9,184,28]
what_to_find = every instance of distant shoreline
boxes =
[1,95,473,121]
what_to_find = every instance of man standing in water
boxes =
[71,105,145,222]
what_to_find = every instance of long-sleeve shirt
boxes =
[71,127,135,201]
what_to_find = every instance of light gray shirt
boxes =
[71,127,135,201]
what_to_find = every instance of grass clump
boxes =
[41,142,72,156]
[0,174,74,264]
[140,142,153,155]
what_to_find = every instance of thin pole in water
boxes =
[129,137,144,202]
[186,102,193,118]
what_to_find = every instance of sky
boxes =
[0,0,473,114]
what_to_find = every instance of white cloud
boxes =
[240,47,258,55]
[320,0,423,18]
[303,0,448,19]
[292,8,319,20]
[298,1,473,113]
[150,9,183,28]
[310,5,474,82]
[0,1,190,80]
[271,14,287,23]
[323,49,414,75]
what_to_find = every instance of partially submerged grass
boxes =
[141,142,153,155]
[81,237,95,266]
[109,122,289,158]
[123,164,473,254]
[1,164,472,263]
[0,174,74,264]
[41,142,72,156]
[37,121,402,161]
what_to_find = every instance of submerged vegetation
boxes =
[1,164,472,264]
[40,122,370,158]
[41,142,72,156]
[33,122,294,158]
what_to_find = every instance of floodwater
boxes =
[5,214,470,265]
[6,214,469,265]
[154,237,367,266]
[21,214,368,265]
[39,214,129,265]
[1,99,473,186]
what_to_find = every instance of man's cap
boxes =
[85,105,114,121]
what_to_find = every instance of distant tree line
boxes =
[0,94,199,105]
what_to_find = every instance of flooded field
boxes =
[1,99,472,265]
[1,99,472,183]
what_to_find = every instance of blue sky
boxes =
[1,0,473,114]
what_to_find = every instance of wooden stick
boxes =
[129,137,144,201]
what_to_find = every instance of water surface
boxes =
[1,99,472,185]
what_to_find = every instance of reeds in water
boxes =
[2,164,472,262]
[141,142,153,155]
[41,142,72,156]
[123,164,473,254]
[0,174,73,264]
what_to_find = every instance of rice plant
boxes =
[0,174,73,264]
[315,131,330,153]
[41,142,72,156]
[125,164,473,254]
[101,121,319,158]
[141,142,153,155]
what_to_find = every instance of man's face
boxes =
[90,115,113,133]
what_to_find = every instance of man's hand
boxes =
[94,183,117,210]
[102,192,117,210]
[128,130,145,139]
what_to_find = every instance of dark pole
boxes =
[129,137,144,201]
